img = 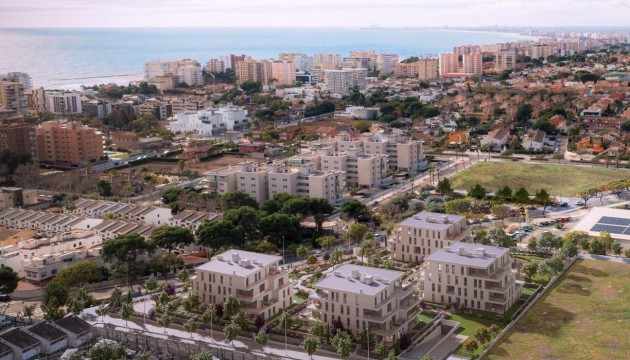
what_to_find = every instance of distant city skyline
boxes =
[1,0,629,28]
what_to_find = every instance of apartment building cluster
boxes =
[193,250,292,320]
[309,264,421,344]
[144,59,204,88]
[0,117,37,161]
[36,121,103,166]
[204,161,344,204]
[168,106,249,135]
[393,58,439,80]
[439,45,483,78]
[0,81,29,116]
[28,89,83,115]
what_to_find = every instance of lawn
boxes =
[487,259,630,360]
[450,162,630,196]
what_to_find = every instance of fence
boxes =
[479,256,579,359]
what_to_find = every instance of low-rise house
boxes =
[480,128,510,149]
[0,342,12,360]
[238,142,266,154]
[193,250,292,320]
[418,242,523,314]
[0,329,40,360]
[24,322,68,354]
[167,210,219,230]
[309,264,421,344]
[522,130,546,151]
[53,316,93,347]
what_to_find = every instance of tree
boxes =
[150,225,194,253]
[563,230,591,248]
[184,291,201,312]
[308,198,334,234]
[240,80,262,95]
[184,317,200,338]
[223,322,241,344]
[345,223,370,245]
[359,236,376,261]
[340,199,370,222]
[88,341,128,360]
[95,180,113,197]
[576,189,598,207]
[561,241,578,258]
[436,179,452,195]
[474,230,490,245]
[522,262,539,281]
[157,312,171,333]
[296,245,308,259]
[491,204,510,221]
[308,320,326,337]
[469,184,487,199]
[53,262,104,288]
[255,327,269,346]
[302,335,320,359]
[231,311,249,330]
[331,330,353,360]
[102,233,154,264]
[161,188,182,205]
[316,236,335,250]
[149,253,183,277]
[109,287,123,308]
[512,188,530,204]
[0,266,19,294]
[223,294,241,318]
[514,103,533,124]
[374,341,387,357]
[223,206,260,242]
[462,338,479,355]
[260,213,301,246]
[121,302,133,325]
[221,190,259,210]
[489,324,501,336]
[201,306,217,338]
[67,287,95,315]
[495,186,513,203]
[445,198,472,215]
[624,248,630,258]
[196,220,243,249]
[534,189,553,215]
[597,231,614,252]
[385,350,398,360]
[527,237,538,251]
[589,238,607,255]
[358,328,376,350]
[144,275,159,293]
[22,304,36,323]
[487,225,513,248]
[475,326,492,345]
[611,242,622,255]
[353,120,371,133]
[537,254,566,277]
[537,232,561,253]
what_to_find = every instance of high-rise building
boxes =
[440,47,483,77]
[0,81,28,115]
[28,88,47,113]
[393,63,420,78]
[376,53,399,74]
[36,121,103,166]
[495,50,517,70]
[324,68,367,95]
[0,119,37,161]
[271,61,296,87]
[229,54,250,70]
[439,53,459,77]
[177,65,204,86]
[417,58,439,80]
[1,72,31,90]
[235,60,273,85]
[206,59,225,73]
[143,59,200,80]
[45,91,82,115]
[278,53,312,71]
[313,53,342,70]
[462,52,483,77]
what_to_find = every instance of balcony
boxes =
[488,293,506,303]
[235,289,254,301]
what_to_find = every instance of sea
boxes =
[0,27,536,90]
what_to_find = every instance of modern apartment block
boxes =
[439,46,483,77]
[271,61,297,87]
[177,65,204,86]
[194,250,292,319]
[1,72,32,90]
[309,264,421,344]
[376,53,399,74]
[169,106,248,135]
[45,91,82,115]
[417,58,440,80]
[206,59,226,73]
[0,81,28,115]
[235,60,273,85]
[204,162,345,204]
[278,53,313,71]
[319,149,389,189]
[0,119,37,160]
[495,50,517,70]
[36,121,103,166]
[324,68,368,95]
[418,242,523,313]
[313,53,342,70]
[391,211,471,263]
[143,59,201,80]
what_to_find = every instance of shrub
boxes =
[214,303,224,318]
[323,251,330,261]
[147,307,157,321]
[254,314,266,328]
[306,255,318,265]
[162,282,176,296]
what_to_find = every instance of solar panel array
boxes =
[590,216,630,235]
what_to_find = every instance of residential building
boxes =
[0,119,37,160]
[45,91,82,115]
[235,60,273,85]
[320,149,388,189]
[24,322,68,354]
[139,98,171,121]
[393,63,419,79]
[22,249,95,282]
[417,58,439,80]
[194,250,292,319]
[418,242,523,313]
[480,128,510,149]
[391,211,471,263]
[0,187,38,212]
[82,99,112,118]
[376,53,399,74]
[271,61,296,87]
[177,65,204,86]
[53,316,93,347]
[462,52,483,77]
[235,162,270,203]
[227,54,251,70]
[495,50,517,70]
[309,264,421,344]
[0,82,28,115]
[148,74,179,92]
[313,53,342,69]
[1,72,31,90]
[71,198,173,226]
[169,106,248,135]
[36,121,103,166]
[439,53,459,77]
[324,68,367,95]
[143,59,200,80]
[267,164,344,205]
[278,53,312,71]
[522,130,546,151]
[0,329,40,360]
[439,47,483,77]
[28,87,47,113]
[206,59,225,73]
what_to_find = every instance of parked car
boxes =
[0,316,11,327]
[0,294,9,302]
[560,202,569,207]
[576,201,585,206]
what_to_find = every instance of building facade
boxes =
[194,250,292,319]
[324,68,367,95]
[391,211,471,263]
[0,119,37,160]
[418,242,523,313]
[36,122,103,166]
[0,81,28,115]
[45,91,82,115]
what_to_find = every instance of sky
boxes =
[1,0,629,28]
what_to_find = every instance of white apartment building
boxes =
[391,211,471,263]
[418,242,523,313]
[144,59,200,80]
[271,61,296,87]
[194,250,292,319]
[45,91,82,115]
[278,53,313,71]
[313,53,342,69]
[309,264,421,344]
[169,107,248,135]
[324,68,367,95]
[236,163,270,203]
[376,54,399,74]
[319,149,389,189]
[177,65,204,86]
[22,248,97,282]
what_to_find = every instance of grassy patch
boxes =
[294,291,308,305]
[487,259,630,360]
[450,162,630,196]
[449,312,503,357]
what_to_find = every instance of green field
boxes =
[450,162,630,196]
[487,259,630,360]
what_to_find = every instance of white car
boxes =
[0,316,11,327]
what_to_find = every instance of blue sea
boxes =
[0,27,535,89]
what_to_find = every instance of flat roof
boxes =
[572,207,630,242]
[195,250,281,277]
[314,264,404,296]
[425,242,508,268]
[399,211,465,230]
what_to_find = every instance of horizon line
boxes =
[2,25,630,30]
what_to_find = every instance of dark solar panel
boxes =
[598,216,630,226]
[590,224,626,234]
[622,228,630,235]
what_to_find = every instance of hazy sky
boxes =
[1,0,629,28]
